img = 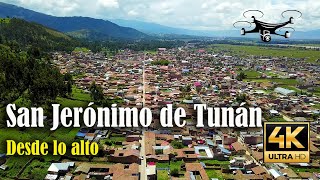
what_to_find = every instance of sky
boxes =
[2,0,319,31]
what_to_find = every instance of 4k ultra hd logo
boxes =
[264,122,310,163]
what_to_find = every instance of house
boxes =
[174,148,197,161]
[231,142,246,155]
[269,109,280,116]
[269,169,284,179]
[47,162,75,174]
[230,156,256,171]
[46,162,75,180]
[108,149,140,164]
[239,132,263,145]
[0,154,6,167]
[194,146,214,159]
[74,163,139,180]
[223,134,237,145]
[274,87,295,96]
[146,164,157,180]
[251,166,268,176]
[235,169,272,180]
[184,163,209,180]
[279,168,299,179]
[182,136,193,146]
[252,151,263,163]
[126,135,140,142]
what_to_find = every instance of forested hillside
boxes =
[0,18,79,51]
[0,18,74,125]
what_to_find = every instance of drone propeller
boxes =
[243,10,264,18]
[277,27,295,33]
[281,10,302,19]
[233,21,252,29]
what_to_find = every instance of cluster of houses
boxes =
[38,45,320,179]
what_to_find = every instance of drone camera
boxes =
[235,9,301,42]
[285,31,290,38]
[241,28,245,35]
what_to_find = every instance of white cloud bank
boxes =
[2,0,319,30]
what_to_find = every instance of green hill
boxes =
[0,2,147,40]
[0,18,79,51]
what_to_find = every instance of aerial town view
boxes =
[0,1,320,180]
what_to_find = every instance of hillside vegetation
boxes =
[0,18,79,51]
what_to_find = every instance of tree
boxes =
[171,140,184,149]
[64,73,73,97]
[170,168,179,177]
[236,72,247,81]
[236,94,247,103]
[180,85,191,93]
[89,81,104,102]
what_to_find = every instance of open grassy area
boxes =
[313,104,320,109]
[145,50,157,55]
[210,44,320,63]
[0,128,51,153]
[201,159,230,165]
[45,128,80,145]
[268,117,286,122]
[109,136,126,142]
[20,159,51,180]
[314,87,320,96]
[72,87,92,101]
[157,170,170,180]
[157,161,185,173]
[238,70,261,78]
[73,47,90,53]
[56,97,89,108]
[0,127,78,179]
[290,166,320,173]
[0,156,32,179]
[245,78,298,85]
[205,169,223,179]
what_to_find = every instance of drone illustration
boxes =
[233,10,302,42]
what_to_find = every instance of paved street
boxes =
[139,132,147,180]
[139,54,147,180]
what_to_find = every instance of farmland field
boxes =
[210,44,320,63]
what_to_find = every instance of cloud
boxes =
[1,0,319,30]
[97,0,119,9]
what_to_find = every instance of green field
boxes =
[290,166,320,173]
[56,97,89,108]
[205,169,223,179]
[157,161,185,174]
[157,170,170,180]
[72,87,92,101]
[0,87,92,179]
[20,159,51,180]
[201,159,230,165]
[245,78,298,85]
[268,117,286,122]
[73,47,90,53]
[109,136,126,142]
[210,44,320,63]
[0,156,32,179]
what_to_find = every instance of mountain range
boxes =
[0,2,320,40]
[110,19,320,40]
[0,17,79,51]
[0,2,146,40]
